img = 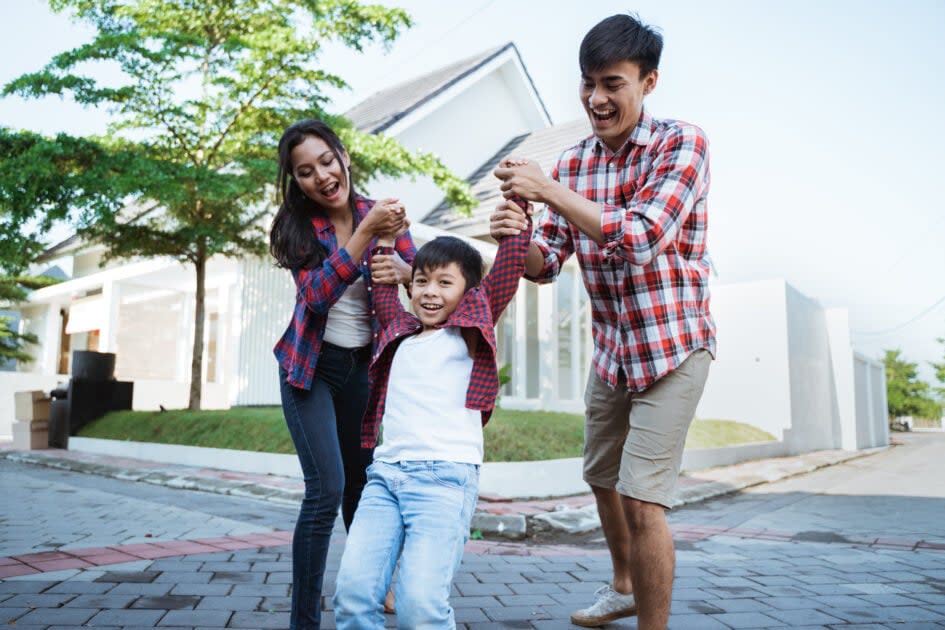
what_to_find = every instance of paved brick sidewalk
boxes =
[2,435,945,628]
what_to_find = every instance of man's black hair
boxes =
[579,13,663,77]
[412,236,483,292]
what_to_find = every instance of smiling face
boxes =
[410,262,468,331]
[580,60,657,152]
[290,135,351,213]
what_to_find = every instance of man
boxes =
[491,13,716,630]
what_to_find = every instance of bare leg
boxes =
[591,485,634,595]
[622,496,674,630]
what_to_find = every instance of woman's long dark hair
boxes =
[269,119,358,270]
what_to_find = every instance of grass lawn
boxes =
[79,407,775,462]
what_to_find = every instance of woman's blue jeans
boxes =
[279,342,373,630]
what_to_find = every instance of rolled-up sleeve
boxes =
[600,125,709,267]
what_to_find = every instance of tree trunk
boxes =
[188,240,207,410]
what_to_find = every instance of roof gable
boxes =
[343,42,550,134]
[424,118,592,234]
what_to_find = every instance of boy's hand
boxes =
[494,158,548,204]
[371,251,412,285]
[489,199,531,240]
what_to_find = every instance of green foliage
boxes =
[883,349,943,420]
[3,0,475,407]
[0,315,39,364]
[931,337,945,401]
[0,267,63,364]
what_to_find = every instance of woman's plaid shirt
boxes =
[360,220,531,449]
[273,195,416,391]
[529,110,716,392]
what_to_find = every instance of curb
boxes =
[0,445,890,540]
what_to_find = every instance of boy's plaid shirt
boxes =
[273,195,416,391]
[361,219,531,449]
[530,110,716,392]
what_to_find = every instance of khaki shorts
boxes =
[583,350,712,509]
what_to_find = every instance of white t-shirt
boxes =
[323,276,372,348]
[374,327,483,465]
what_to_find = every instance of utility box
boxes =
[12,390,52,450]
[14,390,51,422]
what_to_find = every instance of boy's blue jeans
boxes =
[333,460,480,629]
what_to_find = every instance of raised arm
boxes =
[491,162,573,283]
[369,245,408,329]
[481,199,533,322]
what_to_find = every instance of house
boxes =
[2,43,888,456]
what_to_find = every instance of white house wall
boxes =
[694,279,794,440]
[234,257,295,406]
[782,284,842,453]
[367,64,543,223]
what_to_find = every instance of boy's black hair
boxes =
[412,236,483,292]
[579,13,663,78]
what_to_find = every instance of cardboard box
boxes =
[12,420,49,450]
[14,390,51,422]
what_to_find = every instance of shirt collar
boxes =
[310,194,371,234]
[594,108,653,156]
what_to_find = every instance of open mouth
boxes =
[320,181,341,198]
[420,303,443,312]
[591,108,617,122]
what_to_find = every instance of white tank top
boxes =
[323,276,372,348]
[374,327,483,465]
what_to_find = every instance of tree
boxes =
[882,349,942,420]
[3,0,475,409]
[931,337,945,402]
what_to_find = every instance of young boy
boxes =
[332,198,531,629]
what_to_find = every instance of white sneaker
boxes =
[570,584,637,627]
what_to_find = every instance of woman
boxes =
[270,119,414,629]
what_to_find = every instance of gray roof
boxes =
[344,42,549,134]
[424,118,592,234]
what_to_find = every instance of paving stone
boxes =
[762,607,846,626]
[15,607,99,625]
[63,592,139,608]
[168,581,233,595]
[709,611,784,628]
[4,592,76,607]
[132,594,201,609]
[157,608,233,626]
[228,610,293,628]
[195,594,263,610]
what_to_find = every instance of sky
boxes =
[2,0,944,381]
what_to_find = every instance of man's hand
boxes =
[370,251,412,285]
[489,199,531,240]
[493,158,549,203]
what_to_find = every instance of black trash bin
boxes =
[46,351,134,448]
[48,385,70,449]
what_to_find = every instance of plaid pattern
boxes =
[362,219,531,448]
[529,110,716,392]
[273,194,417,390]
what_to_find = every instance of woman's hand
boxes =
[360,198,407,237]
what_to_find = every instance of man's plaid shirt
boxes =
[361,220,531,449]
[529,110,716,392]
[273,195,416,391]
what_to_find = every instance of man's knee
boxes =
[622,496,665,533]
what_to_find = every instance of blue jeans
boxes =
[279,342,373,630]
[333,460,480,629]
